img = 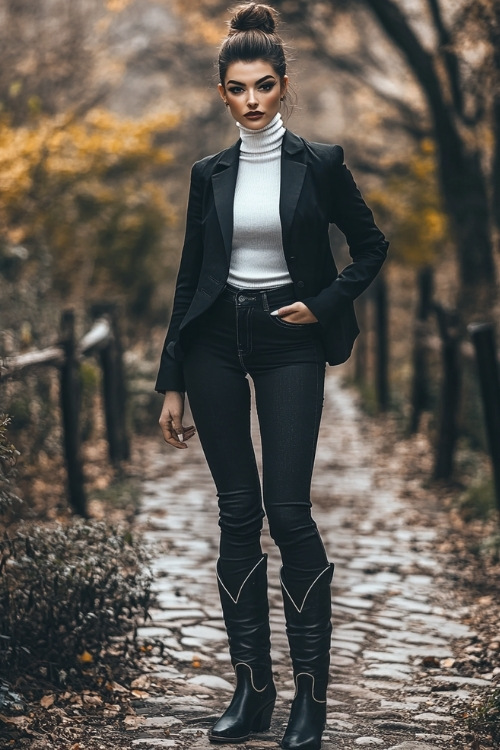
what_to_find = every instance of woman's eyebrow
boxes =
[226,75,276,86]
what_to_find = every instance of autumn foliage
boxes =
[0,108,178,318]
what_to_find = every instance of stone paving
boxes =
[131,371,491,750]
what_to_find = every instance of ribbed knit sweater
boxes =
[227,112,293,289]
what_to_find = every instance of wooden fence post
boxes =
[59,309,87,517]
[468,323,500,514]
[91,303,129,464]
[374,275,389,411]
[433,305,461,480]
[409,266,433,433]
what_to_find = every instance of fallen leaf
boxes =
[107,681,128,693]
[104,704,121,715]
[40,694,56,708]
[0,714,31,729]
[77,650,93,663]
[130,676,150,689]
[131,689,149,698]
[83,694,103,706]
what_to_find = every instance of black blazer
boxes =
[155,129,388,393]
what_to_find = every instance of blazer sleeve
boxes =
[302,146,389,327]
[155,162,204,394]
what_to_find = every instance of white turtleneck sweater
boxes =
[227,112,293,289]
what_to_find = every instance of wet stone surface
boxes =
[132,371,489,749]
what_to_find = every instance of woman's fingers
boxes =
[275,302,318,324]
[160,417,196,449]
[171,420,196,446]
[159,392,196,449]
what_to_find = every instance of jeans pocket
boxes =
[268,305,315,329]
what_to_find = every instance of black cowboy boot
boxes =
[280,563,335,750]
[209,555,276,743]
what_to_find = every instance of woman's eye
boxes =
[228,87,243,94]
[260,83,275,91]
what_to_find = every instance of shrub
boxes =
[0,414,20,516]
[467,688,500,744]
[0,520,152,686]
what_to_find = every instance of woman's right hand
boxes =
[159,391,196,449]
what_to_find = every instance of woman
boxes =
[156,4,388,749]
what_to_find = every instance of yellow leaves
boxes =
[367,140,448,268]
[0,105,178,311]
[0,108,177,211]
[77,649,94,663]
[9,81,22,98]
[172,2,223,45]
[106,0,132,11]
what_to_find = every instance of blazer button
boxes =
[297,281,304,288]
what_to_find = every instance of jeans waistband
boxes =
[220,283,297,309]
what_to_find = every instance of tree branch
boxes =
[356,0,465,186]
[426,0,464,118]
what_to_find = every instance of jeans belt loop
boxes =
[262,292,270,312]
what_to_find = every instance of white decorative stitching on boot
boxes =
[280,564,332,613]
[294,673,326,703]
[234,662,269,692]
[217,556,266,604]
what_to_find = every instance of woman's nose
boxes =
[247,89,258,107]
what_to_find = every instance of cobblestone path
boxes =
[131,371,488,750]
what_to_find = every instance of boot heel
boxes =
[252,700,275,732]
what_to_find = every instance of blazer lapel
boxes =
[212,141,240,263]
[280,130,307,250]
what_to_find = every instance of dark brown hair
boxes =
[218,3,287,85]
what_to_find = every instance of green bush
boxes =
[457,478,496,522]
[0,520,152,685]
[467,688,500,744]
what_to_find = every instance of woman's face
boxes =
[218,59,288,130]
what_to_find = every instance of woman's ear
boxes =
[217,83,227,104]
[281,75,289,99]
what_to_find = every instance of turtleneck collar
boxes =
[236,112,286,155]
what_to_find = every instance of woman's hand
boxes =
[159,391,196,449]
[274,301,318,324]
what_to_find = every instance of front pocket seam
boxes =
[269,314,308,328]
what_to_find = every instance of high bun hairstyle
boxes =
[218,3,287,86]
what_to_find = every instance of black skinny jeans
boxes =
[183,284,329,601]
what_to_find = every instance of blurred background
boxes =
[1,0,500,523]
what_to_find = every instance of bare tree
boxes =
[271,0,498,319]
[0,0,104,125]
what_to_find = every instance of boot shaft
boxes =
[280,563,334,701]
[217,555,272,678]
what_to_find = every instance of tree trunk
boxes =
[363,0,496,319]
